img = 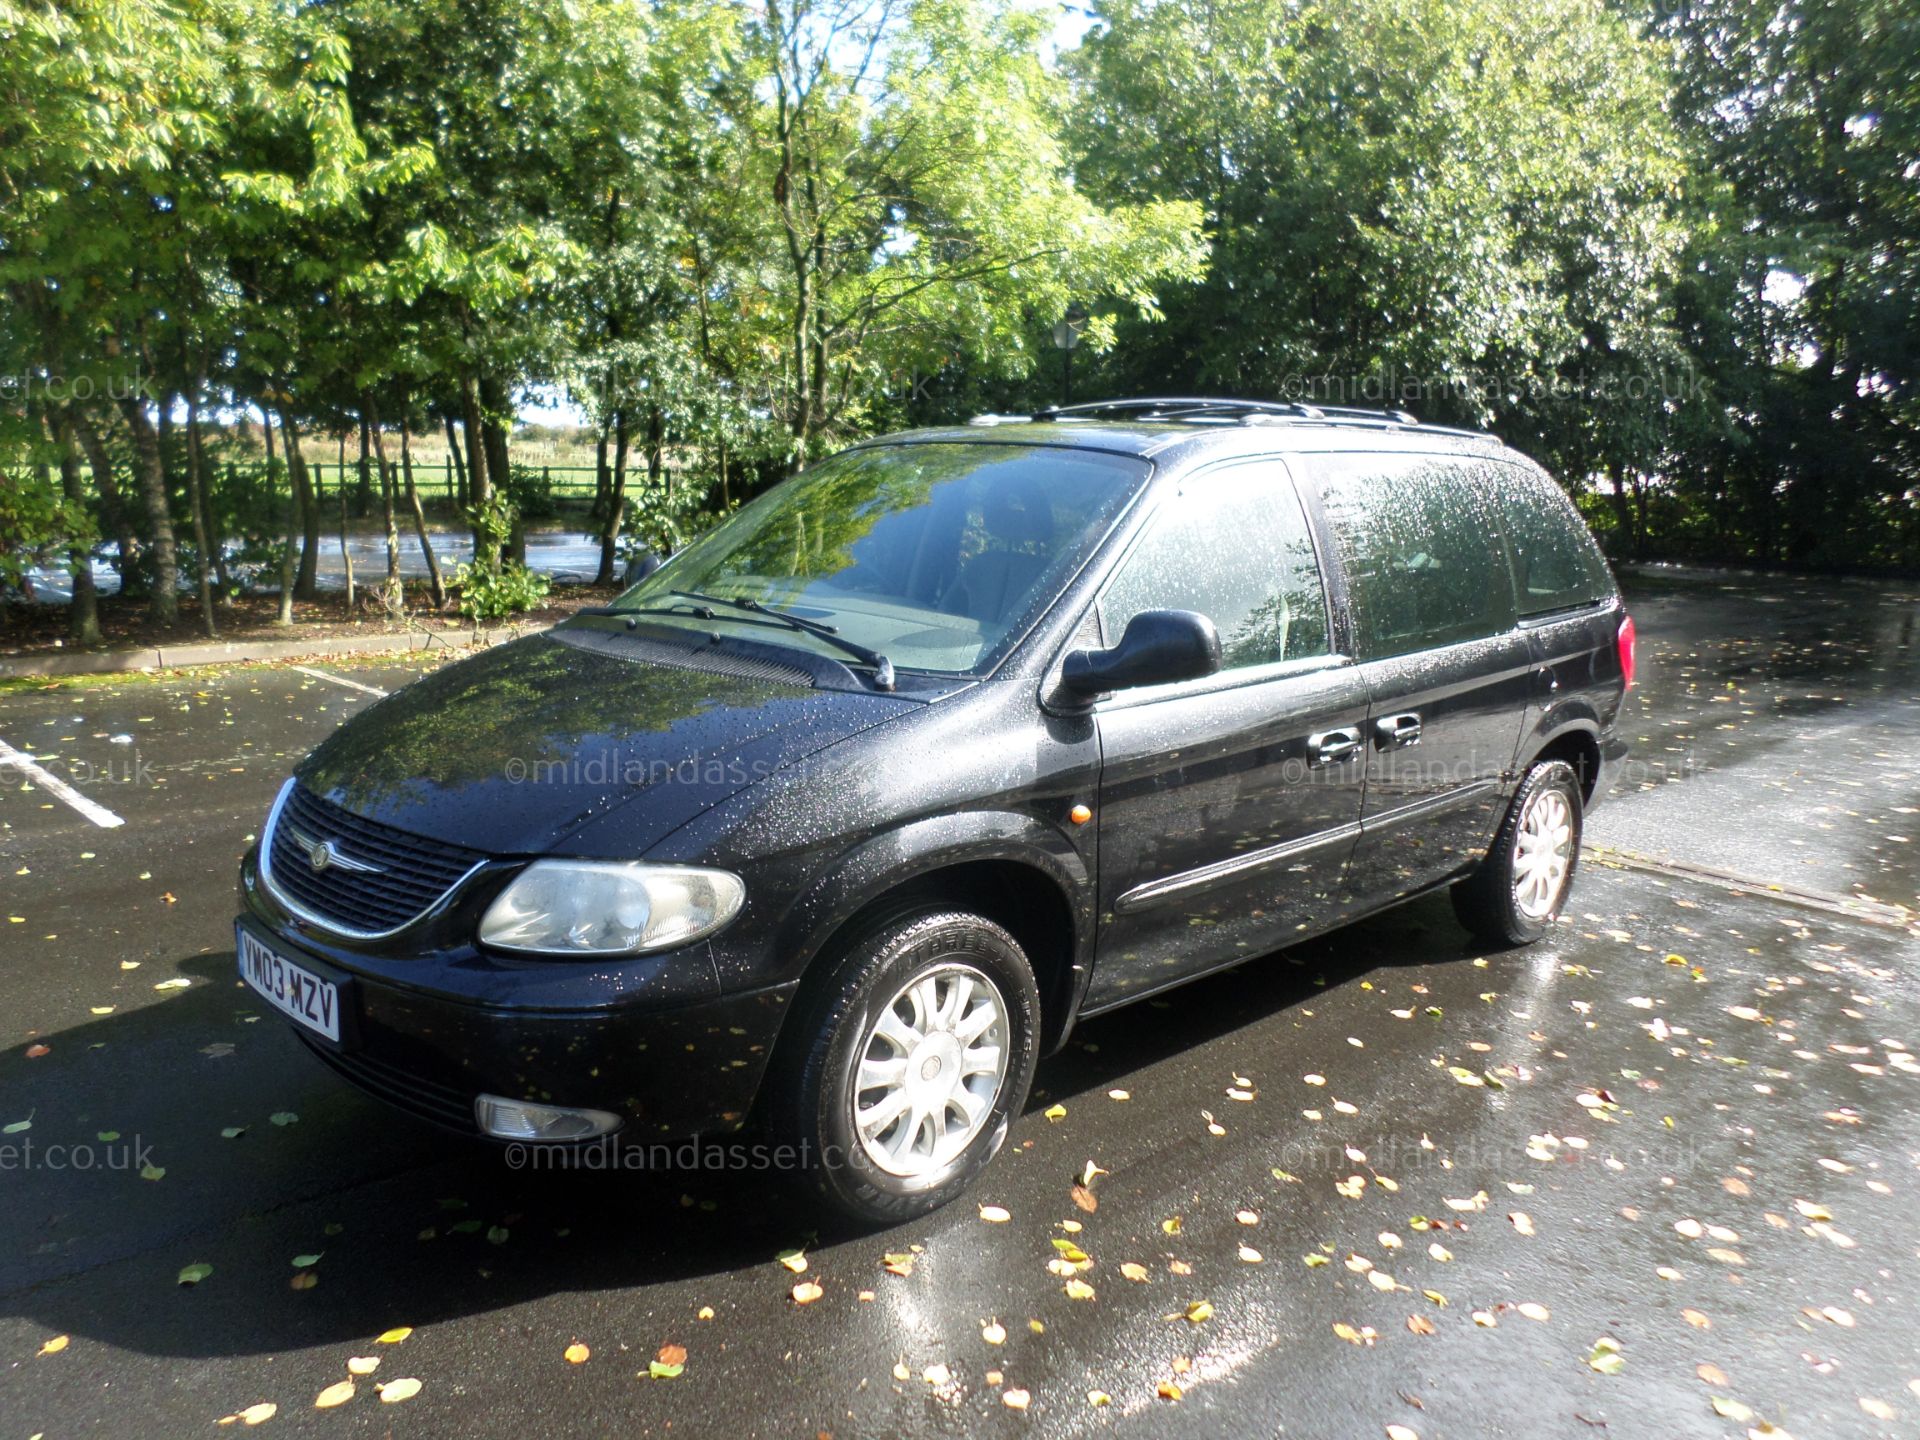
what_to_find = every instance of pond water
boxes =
[21,529,610,603]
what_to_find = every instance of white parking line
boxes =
[290,665,390,699]
[0,737,126,829]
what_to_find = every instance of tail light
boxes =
[1617,614,1637,691]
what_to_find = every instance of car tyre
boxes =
[1452,759,1583,946]
[771,909,1040,1226]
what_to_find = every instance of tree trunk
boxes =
[188,393,232,602]
[1606,462,1636,558]
[116,397,179,625]
[399,419,446,608]
[70,407,141,596]
[279,408,321,598]
[339,481,356,613]
[365,399,404,616]
[354,413,374,517]
[183,392,217,638]
[53,407,103,645]
[443,414,469,510]
[593,415,612,524]
[479,374,512,505]
[269,408,297,626]
[460,375,495,569]
[596,408,632,585]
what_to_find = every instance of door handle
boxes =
[1374,713,1422,749]
[1308,727,1364,766]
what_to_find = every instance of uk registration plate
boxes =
[238,927,342,1043]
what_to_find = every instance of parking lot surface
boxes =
[2,573,1916,1438]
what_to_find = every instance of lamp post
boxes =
[1051,304,1087,406]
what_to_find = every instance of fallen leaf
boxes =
[564,1342,590,1364]
[791,1281,824,1305]
[1157,1380,1183,1400]
[1044,1103,1067,1121]
[1698,1363,1730,1386]
[1120,1262,1151,1282]
[1407,1315,1436,1336]
[1087,1390,1112,1406]
[776,1247,809,1273]
[1181,1300,1213,1324]
[1064,1278,1096,1301]
[1510,1212,1535,1236]
[1587,1336,1625,1375]
[1238,1246,1264,1264]
[1070,1184,1098,1213]
[1003,1389,1031,1410]
[177,1262,214,1286]
[1682,1308,1711,1330]
[346,1357,380,1376]
[38,1335,69,1356]
[234,1402,276,1426]
[315,1380,355,1408]
[978,1205,1011,1224]
[376,1327,413,1344]
[377,1378,421,1403]
[982,1321,1006,1345]
[1518,1302,1551,1322]
[1387,1427,1420,1440]
[1711,1396,1753,1422]
[289,1272,318,1291]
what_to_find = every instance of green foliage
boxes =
[0,469,94,594]
[3,0,1915,616]
[452,557,551,622]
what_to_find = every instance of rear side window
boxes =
[1097,464,1330,672]
[1488,462,1614,616]
[1309,452,1515,659]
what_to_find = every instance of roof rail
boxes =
[994,396,1495,441]
[1029,397,1333,424]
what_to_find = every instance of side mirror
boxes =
[1058,609,1222,703]
[621,549,663,588]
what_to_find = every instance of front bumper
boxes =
[237,856,796,1142]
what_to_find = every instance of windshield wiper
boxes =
[670,589,896,691]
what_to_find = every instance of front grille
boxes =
[299,1034,477,1132]
[266,783,484,935]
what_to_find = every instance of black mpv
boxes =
[237,398,1634,1222]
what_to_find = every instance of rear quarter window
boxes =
[1307,452,1516,659]
[1488,461,1615,616]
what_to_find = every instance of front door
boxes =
[1083,461,1368,1011]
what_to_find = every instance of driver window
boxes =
[1097,465,1330,673]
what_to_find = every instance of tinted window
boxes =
[615,443,1146,674]
[1310,453,1515,659]
[1489,462,1614,616]
[1097,465,1330,672]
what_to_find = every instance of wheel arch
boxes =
[1519,712,1604,804]
[771,811,1094,1060]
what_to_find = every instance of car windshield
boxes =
[609,442,1150,675]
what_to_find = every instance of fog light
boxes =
[474,1093,623,1142]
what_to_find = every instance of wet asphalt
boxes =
[1,571,1916,1439]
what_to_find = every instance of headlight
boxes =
[478,860,744,956]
